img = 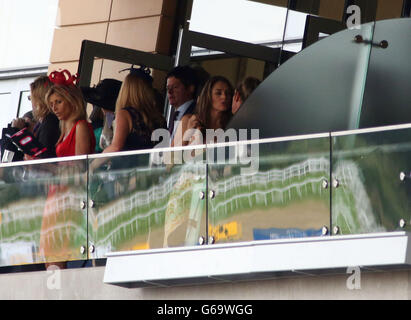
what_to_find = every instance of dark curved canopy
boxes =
[227,18,411,139]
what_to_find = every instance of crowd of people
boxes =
[3,65,261,163]
[0,65,262,267]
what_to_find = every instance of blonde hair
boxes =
[30,76,53,121]
[46,84,87,144]
[115,73,164,131]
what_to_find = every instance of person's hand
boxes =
[11,118,27,130]
[187,115,200,130]
[24,154,35,161]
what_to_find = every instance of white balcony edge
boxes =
[103,232,411,288]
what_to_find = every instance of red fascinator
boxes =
[49,69,79,86]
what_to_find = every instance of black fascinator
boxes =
[119,65,153,84]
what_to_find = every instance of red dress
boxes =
[56,120,96,157]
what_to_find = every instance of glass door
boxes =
[77,40,175,258]
[0,76,40,132]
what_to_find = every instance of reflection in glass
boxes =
[0,93,12,131]
[88,149,207,258]
[18,90,32,117]
[283,9,308,53]
[190,49,266,91]
[0,159,88,266]
[190,0,287,46]
[207,137,330,244]
[332,127,411,235]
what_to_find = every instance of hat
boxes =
[81,78,122,112]
[119,65,153,84]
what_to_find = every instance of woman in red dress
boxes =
[46,84,95,156]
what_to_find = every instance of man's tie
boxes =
[169,110,180,136]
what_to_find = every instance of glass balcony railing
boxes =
[0,156,88,266]
[207,134,330,244]
[331,126,411,235]
[87,145,208,259]
[1,124,411,268]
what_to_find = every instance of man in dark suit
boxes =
[166,66,198,146]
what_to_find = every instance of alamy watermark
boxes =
[346,5,361,30]
[46,265,61,290]
[346,266,361,290]
[152,128,260,176]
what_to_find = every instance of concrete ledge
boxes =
[1,259,411,299]
[104,232,411,288]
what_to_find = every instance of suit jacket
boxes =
[169,100,197,144]
[183,100,196,117]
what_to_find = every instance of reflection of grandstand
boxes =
[0,156,386,260]
[0,199,45,243]
[333,161,383,234]
[0,190,86,265]
[92,157,330,251]
[0,157,332,259]
[210,157,330,221]
[91,164,206,251]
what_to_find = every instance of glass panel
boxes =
[189,50,266,91]
[359,18,411,128]
[282,9,308,53]
[100,58,167,108]
[0,92,12,131]
[332,126,411,235]
[18,90,31,118]
[88,147,207,258]
[0,158,88,267]
[207,136,330,244]
[283,0,346,54]
[190,0,287,47]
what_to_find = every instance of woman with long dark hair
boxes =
[173,75,233,146]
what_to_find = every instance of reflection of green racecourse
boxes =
[92,166,203,250]
[0,156,362,260]
[91,157,331,252]
[332,161,380,234]
[332,138,411,235]
[0,190,86,266]
[5,154,397,258]
[0,157,331,254]
[209,158,330,223]
[2,135,411,264]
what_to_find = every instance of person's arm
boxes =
[172,114,201,147]
[102,109,130,153]
[182,114,203,146]
[11,118,27,130]
[75,121,93,155]
[89,109,131,173]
